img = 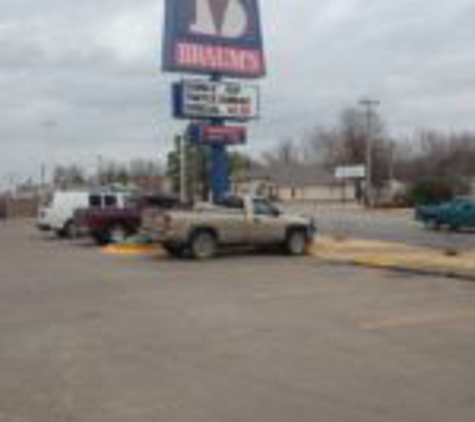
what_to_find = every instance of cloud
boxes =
[1,0,475,188]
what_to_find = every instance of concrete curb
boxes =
[310,237,475,282]
[350,257,475,282]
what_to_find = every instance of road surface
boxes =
[285,202,475,251]
[0,221,474,422]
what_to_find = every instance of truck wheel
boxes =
[163,244,186,258]
[286,230,308,256]
[425,220,441,231]
[92,233,107,246]
[55,228,67,239]
[449,223,460,232]
[56,220,75,239]
[190,231,217,260]
[64,220,79,239]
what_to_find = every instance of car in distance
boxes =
[142,195,316,259]
[37,190,130,238]
[415,196,475,231]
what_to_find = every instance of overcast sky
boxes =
[1,0,475,188]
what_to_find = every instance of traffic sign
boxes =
[173,78,259,121]
[162,0,266,78]
[335,165,366,179]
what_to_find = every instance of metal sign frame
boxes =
[173,78,260,121]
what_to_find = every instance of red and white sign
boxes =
[189,124,247,145]
[202,126,246,144]
[175,43,264,76]
[163,0,266,78]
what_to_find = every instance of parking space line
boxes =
[357,309,475,330]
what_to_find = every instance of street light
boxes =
[40,119,57,189]
[97,155,104,187]
[359,99,380,207]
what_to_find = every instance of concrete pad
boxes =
[311,236,475,281]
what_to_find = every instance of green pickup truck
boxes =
[415,197,475,231]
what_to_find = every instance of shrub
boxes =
[408,177,468,206]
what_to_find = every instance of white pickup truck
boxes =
[142,196,316,259]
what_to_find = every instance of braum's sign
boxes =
[174,79,259,120]
[162,0,266,78]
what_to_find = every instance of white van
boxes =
[37,190,129,238]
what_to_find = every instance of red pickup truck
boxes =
[75,194,179,245]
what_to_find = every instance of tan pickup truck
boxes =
[142,196,316,259]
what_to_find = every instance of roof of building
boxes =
[234,164,339,188]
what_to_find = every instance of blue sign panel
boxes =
[162,0,266,78]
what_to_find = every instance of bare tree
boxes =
[399,130,475,183]
[53,165,86,189]
[262,139,301,168]
[303,108,393,190]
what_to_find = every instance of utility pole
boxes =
[179,134,187,204]
[41,119,57,188]
[359,99,380,208]
[40,163,46,188]
[97,155,103,187]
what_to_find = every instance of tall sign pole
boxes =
[162,0,266,203]
[359,99,380,208]
[209,73,229,202]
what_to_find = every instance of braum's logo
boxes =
[162,0,265,77]
[190,0,249,39]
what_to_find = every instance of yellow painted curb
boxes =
[310,237,475,281]
[101,244,164,257]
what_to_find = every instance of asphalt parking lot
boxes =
[1,220,474,422]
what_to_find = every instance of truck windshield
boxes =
[253,199,279,216]
[89,195,102,207]
[217,197,244,210]
[104,195,117,207]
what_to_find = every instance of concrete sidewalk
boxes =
[283,201,413,215]
[311,236,475,281]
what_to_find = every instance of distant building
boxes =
[232,164,358,203]
[0,193,39,219]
